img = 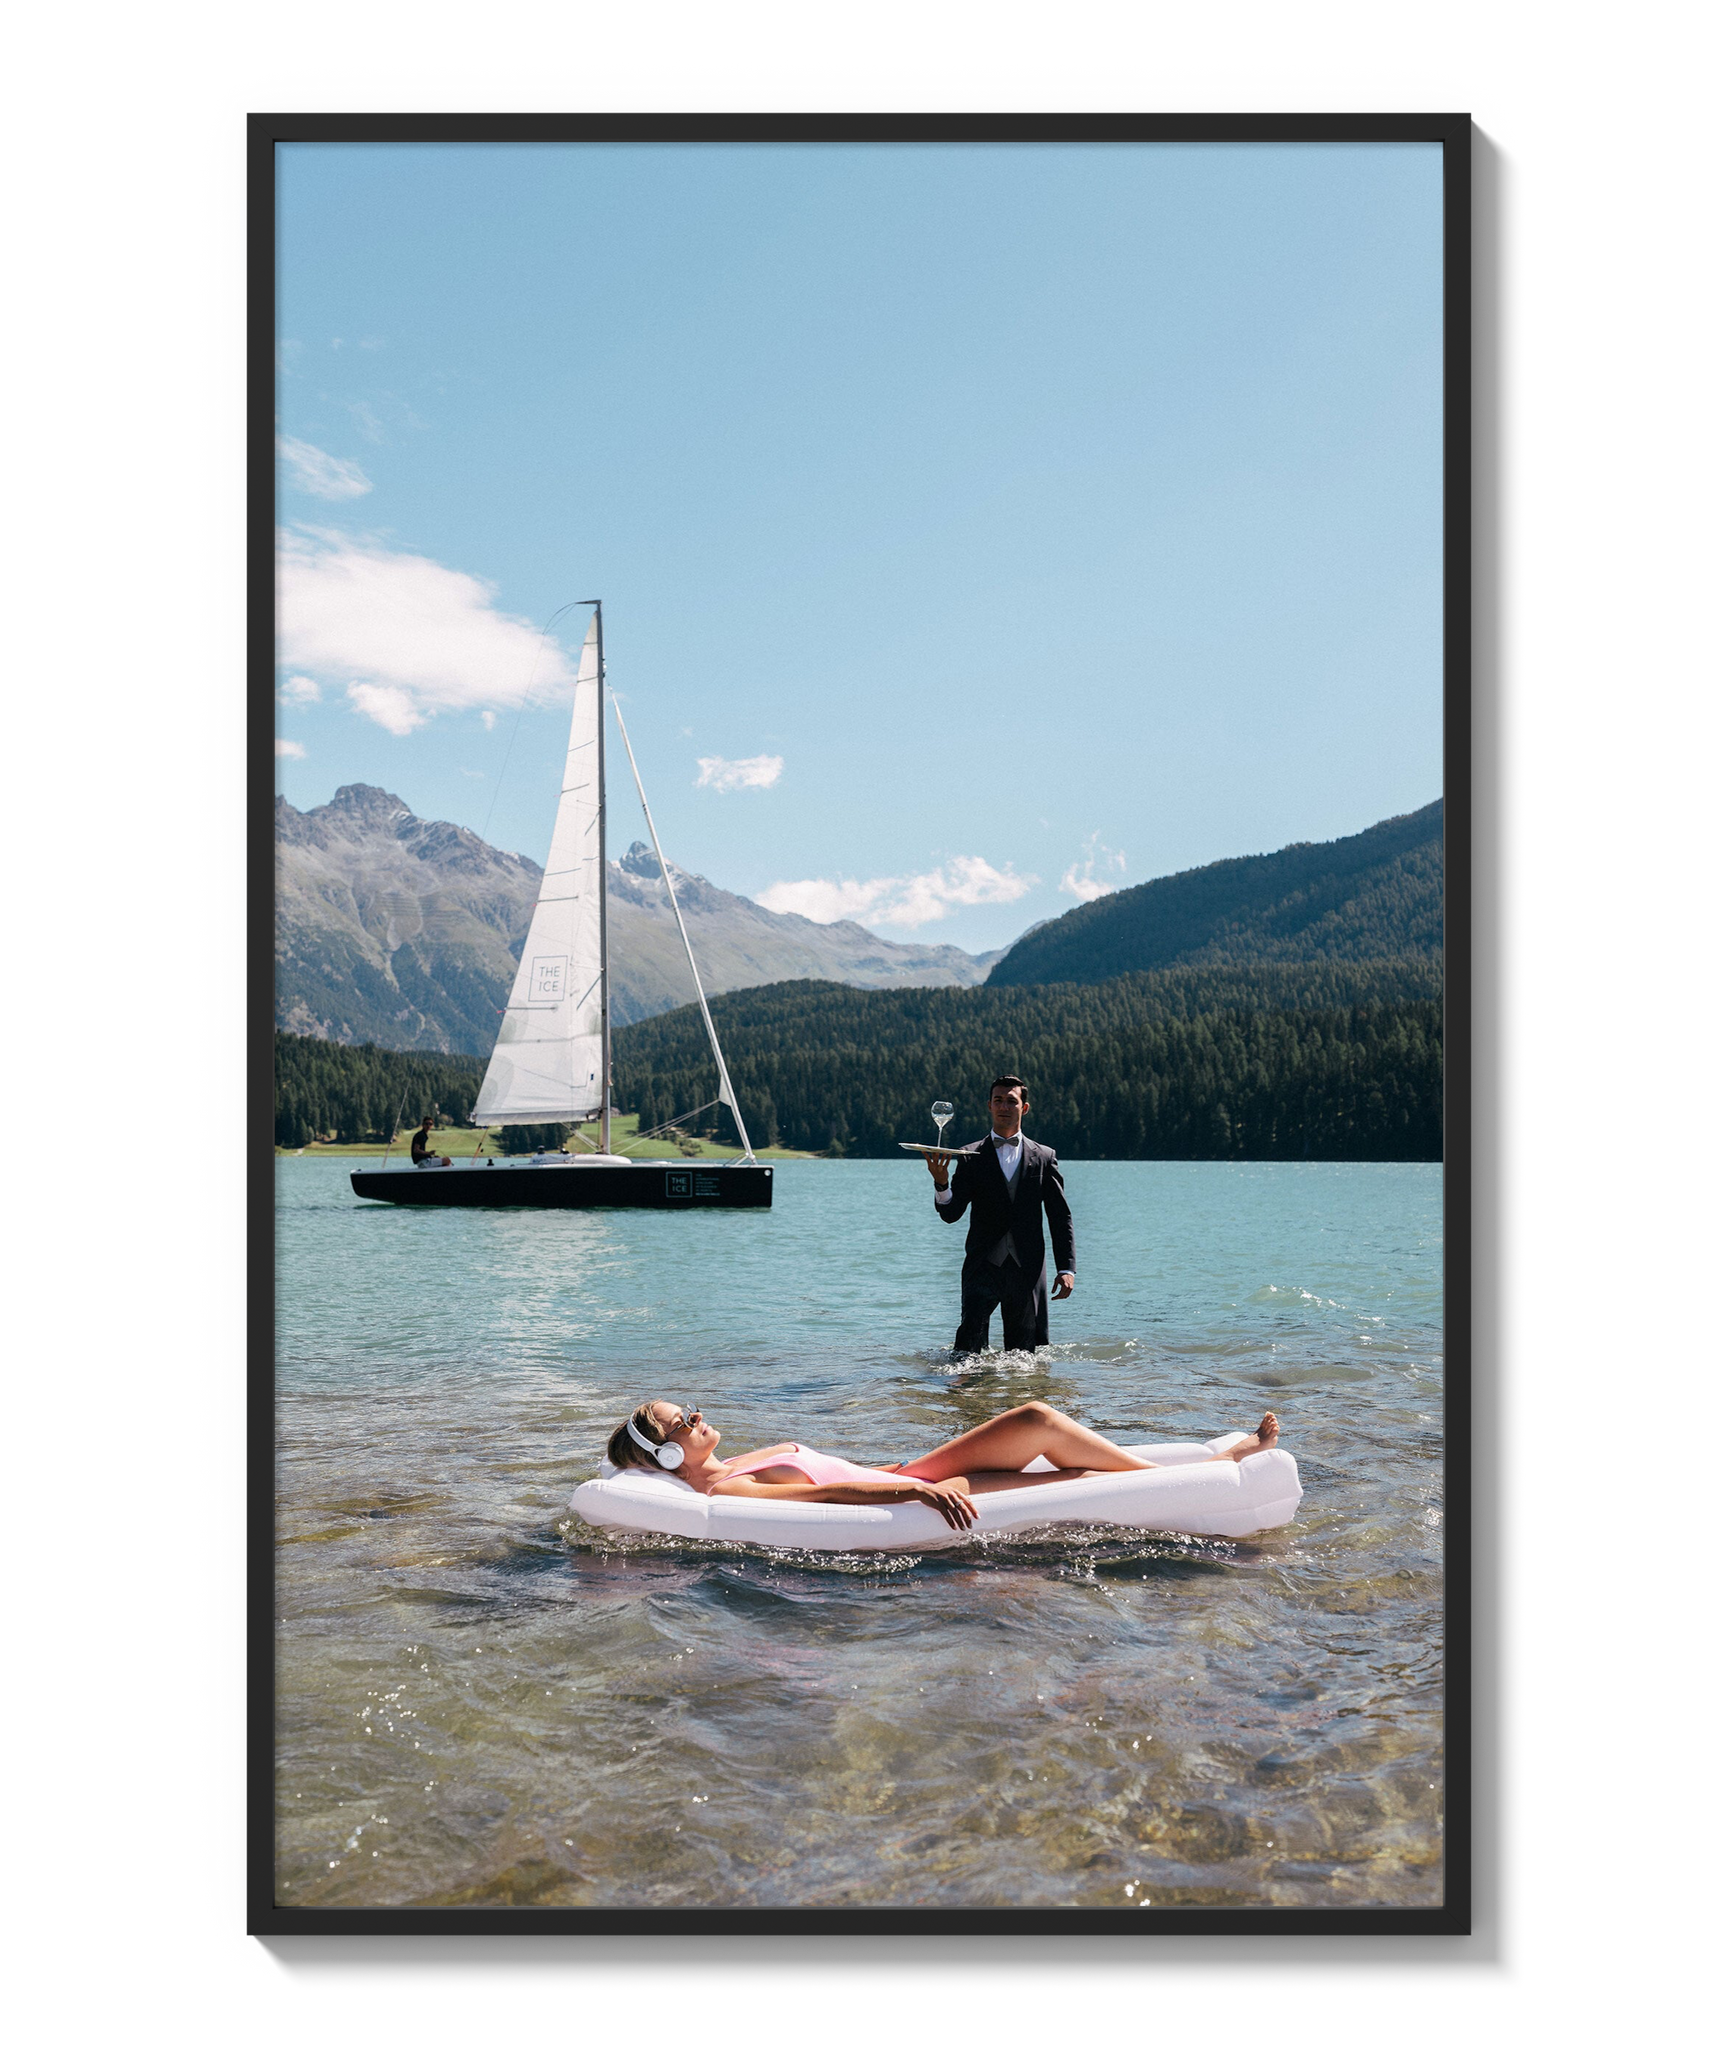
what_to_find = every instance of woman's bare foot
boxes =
[1221,1412,1280,1462]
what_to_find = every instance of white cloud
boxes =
[1060,834,1128,902]
[277,674,322,706]
[759,855,1036,930]
[275,738,306,759]
[276,528,575,735]
[276,434,373,500]
[481,710,497,731]
[345,682,422,735]
[696,753,784,792]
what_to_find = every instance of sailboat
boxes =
[350,604,773,1210]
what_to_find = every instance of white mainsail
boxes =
[473,615,606,1126]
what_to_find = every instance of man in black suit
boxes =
[926,1075,1075,1356]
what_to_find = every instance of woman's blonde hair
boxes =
[606,1401,668,1471]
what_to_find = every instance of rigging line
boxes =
[609,695,756,1161]
[629,1099,722,1140]
[614,1100,724,1155]
[378,1089,409,1171]
[479,600,583,847]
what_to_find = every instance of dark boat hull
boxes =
[350,1159,774,1209]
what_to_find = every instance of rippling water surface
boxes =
[275,1157,1444,1911]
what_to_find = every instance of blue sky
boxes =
[275,140,1442,955]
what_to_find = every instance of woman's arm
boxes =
[709,1471,977,1529]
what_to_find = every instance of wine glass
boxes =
[931,1100,954,1152]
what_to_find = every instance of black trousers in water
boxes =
[953,1256,1048,1355]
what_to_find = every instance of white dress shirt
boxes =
[934,1131,1072,1282]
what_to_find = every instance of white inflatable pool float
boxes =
[569,1436,1301,1552]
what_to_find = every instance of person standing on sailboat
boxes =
[925,1075,1075,1356]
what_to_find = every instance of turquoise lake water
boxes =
[274,1156,1444,1911]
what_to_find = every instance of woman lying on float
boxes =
[607,1398,1281,1533]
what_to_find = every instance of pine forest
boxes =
[277,957,1442,1162]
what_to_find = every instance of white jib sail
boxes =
[473,616,605,1125]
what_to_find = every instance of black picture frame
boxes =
[251,110,1471,1937]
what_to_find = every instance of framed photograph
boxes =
[253,113,1469,1933]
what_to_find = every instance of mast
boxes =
[591,599,611,1155]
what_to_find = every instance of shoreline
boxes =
[274,1122,815,1162]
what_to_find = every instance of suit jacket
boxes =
[937,1134,1075,1279]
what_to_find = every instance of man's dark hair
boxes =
[990,1074,1028,1097]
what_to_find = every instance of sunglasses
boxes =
[663,1404,702,1436]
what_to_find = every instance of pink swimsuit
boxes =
[720,1443,895,1486]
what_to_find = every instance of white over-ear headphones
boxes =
[627,1413,684,1470]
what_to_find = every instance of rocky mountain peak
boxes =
[274,792,313,846]
[618,840,665,879]
[277,786,415,852]
[327,783,416,831]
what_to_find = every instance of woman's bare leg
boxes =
[896,1402,1150,1481]
[895,1402,1280,1483]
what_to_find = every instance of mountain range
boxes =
[987,800,1443,987]
[276,785,1443,1057]
[275,784,1002,1054]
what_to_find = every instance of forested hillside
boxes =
[278,953,1444,1162]
[274,1034,485,1148]
[613,962,1443,1162]
[988,800,1443,987]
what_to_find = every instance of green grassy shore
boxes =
[276,1112,815,1162]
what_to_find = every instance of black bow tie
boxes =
[993,1133,1019,1144]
